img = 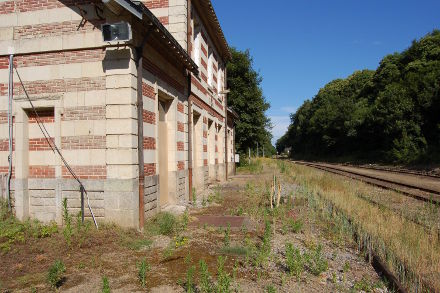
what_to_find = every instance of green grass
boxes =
[102,276,110,293]
[147,212,177,236]
[123,238,152,251]
[285,242,303,279]
[199,259,213,293]
[47,260,66,288]
[0,200,58,253]
[137,258,150,288]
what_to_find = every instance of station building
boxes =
[0,0,236,229]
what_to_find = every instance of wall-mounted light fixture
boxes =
[102,22,132,42]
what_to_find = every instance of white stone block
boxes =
[106,88,137,105]
[0,27,13,41]
[106,149,137,165]
[106,119,137,135]
[119,134,137,148]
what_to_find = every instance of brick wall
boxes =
[144,163,156,176]
[143,110,156,125]
[142,0,169,9]
[14,20,104,40]
[143,137,156,150]
[0,49,105,69]
[62,166,106,179]
[0,77,106,96]
[29,138,53,151]
[0,0,101,14]
[142,82,155,100]
[29,166,55,178]
[62,106,105,121]
[177,161,185,171]
[177,122,184,132]
[177,141,184,151]
[61,136,106,150]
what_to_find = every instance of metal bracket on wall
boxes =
[75,4,88,29]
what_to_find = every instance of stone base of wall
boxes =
[144,175,159,219]
[11,178,139,228]
[228,163,235,176]
[176,169,188,203]
[7,161,233,228]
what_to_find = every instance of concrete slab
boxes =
[190,215,256,230]
[161,204,187,216]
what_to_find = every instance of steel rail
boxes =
[294,161,440,204]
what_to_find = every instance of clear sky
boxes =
[211,0,440,145]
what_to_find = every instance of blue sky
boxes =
[211,0,440,145]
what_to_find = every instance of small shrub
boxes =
[137,258,150,288]
[162,242,175,260]
[174,235,188,248]
[223,223,231,247]
[33,221,58,238]
[215,256,231,293]
[47,260,66,288]
[62,198,73,247]
[199,259,213,293]
[181,210,189,232]
[75,211,91,247]
[153,212,177,236]
[183,253,195,293]
[288,218,303,233]
[102,276,110,293]
[304,244,328,276]
[285,243,303,279]
[186,264,195,293]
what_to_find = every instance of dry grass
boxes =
[279,160,440,292]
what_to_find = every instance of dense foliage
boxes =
[227,47,275,157]
[277,30,440,164]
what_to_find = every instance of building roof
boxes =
[227,107,239,120]
[192,0,231,62]
[105,0,199,74]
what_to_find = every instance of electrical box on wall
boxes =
[102,22,132,42]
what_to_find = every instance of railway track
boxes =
[293,161,440,204]
[293,160,439,292]
[344,163,440,179]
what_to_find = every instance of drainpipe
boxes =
[224,66,228,181]
[233,120,236,175]
[187,0,193,201]
[7,54,13,211]
[187,84,193,201]
[136,29,152,231]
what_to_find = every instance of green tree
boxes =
[278,29,440,164]
[227,47,274,156]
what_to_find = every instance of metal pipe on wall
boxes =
[137,52,145,231]
[187,0,193,201]
[7,54,13,211]
[224,67,228,180]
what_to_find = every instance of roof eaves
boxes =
[195,0,231,61]
[111,0,199,74]
[227,107,239,120]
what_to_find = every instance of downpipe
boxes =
[7,54,13,211]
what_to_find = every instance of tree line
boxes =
[277,30,440,164]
